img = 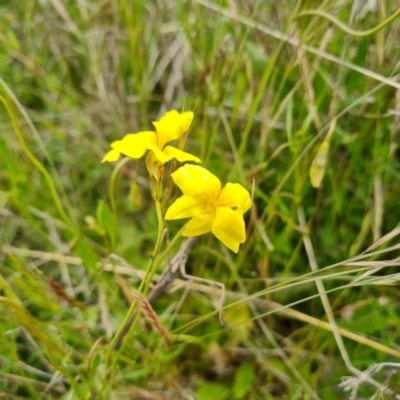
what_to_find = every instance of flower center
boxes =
[204,199,216,214]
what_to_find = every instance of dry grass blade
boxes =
[0,371,66,396]
[48,0,80,36]
[363,226,400,253]
[130,289,171,348]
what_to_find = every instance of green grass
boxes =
[1,0,400,398]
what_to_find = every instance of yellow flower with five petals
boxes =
[165,165,251,253]
[101,110,201,165]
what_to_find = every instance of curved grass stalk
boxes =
[296,8,400,38]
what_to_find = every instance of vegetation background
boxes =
[1,0,400,399]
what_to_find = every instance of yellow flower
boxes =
[165,165,251,253]
[101,110,201,165]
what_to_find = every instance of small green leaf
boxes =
[310,119,336,188]
[6,29,20,50]
[233,362,256,399]
[72,236,99,271]
[196,382,229,400]
[310,138,330,188]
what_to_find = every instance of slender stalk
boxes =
[110,235,195,354]
[143,223,187,295]
[105,200,164,364]
[140,200,164,295]
[108,224,187,353]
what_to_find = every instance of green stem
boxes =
[150,224,187,275]
[105,200,164,366]
[141,223,188,299]
[140,200,165,295]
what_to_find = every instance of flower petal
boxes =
[179,111,195,133]
[171,164,221,200]
[211,207,246,253]
[165,195,205,220]
[163,146,201,163]
[153,110,194,148]
[217,183,252,212]
[116,131,156,159]
[147,144,173,164]
[102,140,122,162]
[182,213,215,236]
[101,148,121,163]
